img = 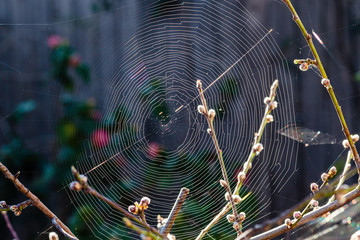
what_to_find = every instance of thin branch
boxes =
[195,80,278,240]
[123,217,159,240]
[282,0,360,180]
[0,162,78,240]
[236,187,360,240]
[70,166,167,240]
[2,211,20,240]
[239,167,359,239]
[196,80,241,235]
[160,187,189,236]
[328,150,352,203]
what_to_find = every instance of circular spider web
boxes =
[61,1,298,239]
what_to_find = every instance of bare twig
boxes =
[123,217,159,240]
[2,211,20,240]
[70,166,167,239]
[329,150,352,203]
[282,0,360,180]
[0,162,77,240]
[235,187,360,240]
[195,80,278,240]
[160,187,189,236]
[239,168,358,239]
[196,80,241,235]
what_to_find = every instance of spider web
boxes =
[1,0,298,239]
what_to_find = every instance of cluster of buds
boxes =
[69,174,88,192]
[157,215,167,229]
[263,97,278,111]
[243,161,252,170]
[128,197,151,215]
[9,205,22,216]
[342,134,360,149]
[252,143,263,156]
[320,166,337,183]
[0,200,32,216]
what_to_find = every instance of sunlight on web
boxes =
[2,0,298,239]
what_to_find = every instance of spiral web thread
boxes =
[0,0,298,239]
[55,1,301,239]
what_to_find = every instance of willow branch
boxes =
[196,80,241,236]
[282,0,360,179]
[329,150,352,203]
[239,166,359,239]
[195,80,278,240]
[70,166,167,240]
[0,162,77,240]
[235,187,360,240]
[160,187,189,236]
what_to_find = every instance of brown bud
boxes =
[310,183,319,193]
[293,211,301,220]
[69,181,82,192]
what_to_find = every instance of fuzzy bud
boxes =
[266,115,274,123]
[79,174,88,184]
[310,183,319,193]
[352,134,360,143]
[269,101,278,110]
[226,214,236,223]
[14,211,21,216]
[346,163,352,170]
[310,200,319,208]
[293,211,302,219]
[219,179,227,188]
[299,62,309,71]
[69,181,82,192]
[208,109,216,119]
[321,173,329,182]
[328,166,337,176]
[207,128,212,136]
[244,161,252,170]
[342,139,350,149]
[140,197,151,209]
[237,171,246,182]
[321,78,330,87]
[253,143,263,155]
[232,221,240,230]
[128,205,137,214]
[49,232,59,240]
[225,192,231,201]
[233,195,242,204]
[197,105,206,114]
[263,97,271,105]
[167,234,176,240]
[0,201,7,208]
[196,80,202,89]
[10,205,18,212]
[239,212,246,222]
[284,218,292,228]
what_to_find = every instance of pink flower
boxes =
[69,54,81,67]
[47,35,63,49]
[91,129,109,148]
[147,142,160,159]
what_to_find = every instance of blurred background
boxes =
[0,0,360,239]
